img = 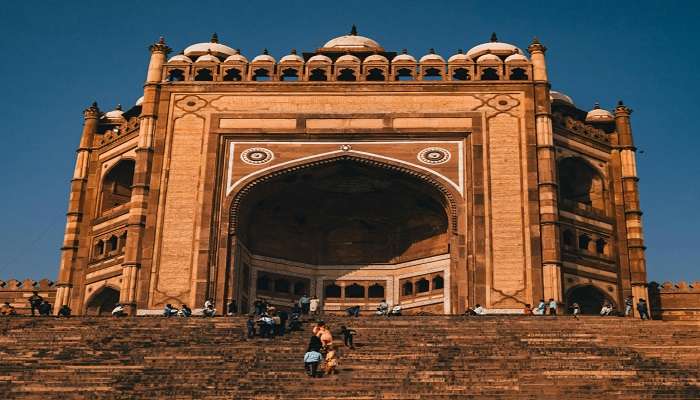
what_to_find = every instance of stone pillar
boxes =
[54,102,100,313]
[614,101,649,313]
[528,38,563,303]
[120,37,170,315]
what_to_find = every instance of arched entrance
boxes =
[566,285,615,315]
[227,156,458,314]
[85,286,120,315]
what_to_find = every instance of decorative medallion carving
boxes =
[417,147,451,165]
[240,148,274,165]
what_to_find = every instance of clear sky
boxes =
[0,1,698,283]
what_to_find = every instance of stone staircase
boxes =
[1,316,699,399]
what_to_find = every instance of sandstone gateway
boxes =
[54,29,649,316]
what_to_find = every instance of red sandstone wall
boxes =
[649,281,700,321]
[0,279,57,315]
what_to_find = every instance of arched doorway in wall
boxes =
[85,286,120,315]
[228,156,456,314]
[565,285,615,315]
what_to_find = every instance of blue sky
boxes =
[0,1,697,283]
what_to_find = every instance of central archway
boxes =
[227,155,459,314]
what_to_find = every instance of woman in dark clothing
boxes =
[307,334,322,352]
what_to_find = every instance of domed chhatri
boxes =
[392,49,416,63]
[448,49,472,63]
[550,90,575,106]
[167,54,192,63]
[251,49,275,63]
[320,25,384,52]
[102,104,124,120]
[467,32,523,59]
[279,49,304,63]
[586,103,614,122]
[184,33,236,58]
[419,48,445,63]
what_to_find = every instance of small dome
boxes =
[419,49,445,63]
[322,25,383,52]
[392,49,416,63]
[168,54,192,63]
[364,54,388,63]
[476,53,502,63]
[466,33,523,59]
[183,33,236,58]
[448,50,472,63]
[586,103,614,122]
[308,54,332,64]
[336,54,361,63]
[279,49,303,63]
[550,90,575,106]
[103,105,124,120]
[135,96,144,106]
[195,53,220,63]
[224,52,248,63]
[252,49,275,63]
[505,52,528,63]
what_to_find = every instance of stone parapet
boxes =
[649,281,700,320]
[0,279,57,314]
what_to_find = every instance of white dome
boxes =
[308,54,332,64]
[392,50,416,63]
[279,51,304,63]
[467,33,522,59]
[586,104,614,122]
[419,51,445,63]
[252,51,275,63]
[448,51,472,63]
[224,53,248,63]
[323,26,383,51]
[336,54,361,63]
[505,52,528,63]
[550,90,575,106]
[196,54,220,63]
[168,54,192,63]
[184,34,236,58]
[103,105,124,120]
[476,53,502,63]
[364,54,388,63]
[135,96,144,106]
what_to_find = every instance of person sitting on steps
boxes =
[57,304,71,317]
[548,298,558,316]
[389,304,402,317]
[534,299,546,316]
[38,300,52,316]
[624,295,634,317]
[0,301,16,316]
[345,305,360,317]
[163,303,178,317]
[111,303,126,317]
[202,298,216,317]
[28,291,43,316]
[246,315,256,338]
[179,304,192,317]
[304,348,323,378]
[523,304,533,315]
[600,301,613,316]
[376,299,389,316]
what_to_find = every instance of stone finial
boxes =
[158,36,165,45]
[350,24,358,36]
[527,36,547,54]
[457,49,463,54]
[149,36,171,54]
[263,48,269,55]
[83,101,100,119]
[115,104,122,111]
[615,100,632,114]
[490,32,498,42]
[235,48,241,54]
[429,48,435,54]
[593,102,600,109]
[211,32,219,43]
[402,48,408,54]
[291,48,297,55]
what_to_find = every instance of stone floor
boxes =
[1,315,699,399]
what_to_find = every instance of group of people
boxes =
[303,320,357,378]
[0,291,72,317]
[161,298,217,317]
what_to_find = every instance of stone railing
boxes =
[649,281,700,320]
[0,279,57,315]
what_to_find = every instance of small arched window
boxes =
[194,69,213,81]
[275,278,290,293]
[578,234,591,251]
[106,235,118,254]
[423,67,442,81]
[100,159,135,213]
[293,281,306,296]
[366,68,385,81]
[402,281,413,296]
[481,68,499,81]
[563,230,575,247]
[281,68,299,81]
[452,68,470,81]
[223,68,242,81]
[395,68,414,81]
[416,278,430,293]
[432,275,444,290]
[167,69,184,82]
[368,283,385,298]
[252,68,271,81]
[309,68,327,81]
[595,239,607,255]
[337,68,357,82]
[325,283,341,298]
[509,68,528,80]
[345,283,365,298]
[257,275,270,291]
[94,240,105,258]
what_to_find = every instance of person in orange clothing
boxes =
[324,345,339,375]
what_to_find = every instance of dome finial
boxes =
[291,48,297,55]
[593,102,600,109]
[115,104,122,111]
[429,48,435,54]
[457,49,463,54]
[402,48,408,54]
[490,32,498,42]
[158,36,166,45]
[350,24,358,36]
[263,48,269,55]
[211,33,219,43]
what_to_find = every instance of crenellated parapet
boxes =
[649,281,700,320]
[0,278,58,314]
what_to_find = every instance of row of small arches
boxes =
[562,229,609,256]
[93,231,127,260]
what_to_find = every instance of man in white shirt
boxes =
[473,304,485,315]
[111,303,125,317]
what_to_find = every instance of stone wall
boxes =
[649,281,700,320]
[0,279,57,315]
